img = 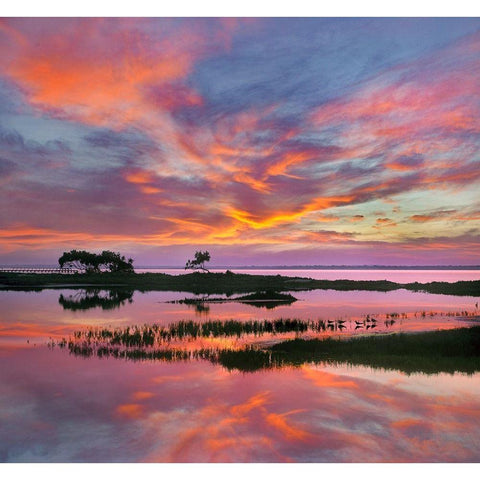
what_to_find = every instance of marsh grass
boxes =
[61,326,480,375]
[68,318,337,348]
[54,316,480,375]
[63,308,479,351]
[269,326,480,374]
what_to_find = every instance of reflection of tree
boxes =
[58,289,134,311]
[239,299,296,309]
[171,291,297,311]
[187,302,211,316]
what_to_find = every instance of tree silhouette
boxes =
[58,250,100,273]
[98,250,134,272]
[58,250,134,273]
[185,250,211,272]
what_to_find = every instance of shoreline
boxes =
[0,271,479,296]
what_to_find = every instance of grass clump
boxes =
[269,326,480,374]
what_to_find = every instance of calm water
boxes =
[136,268,480,283]
[1,283,480,462]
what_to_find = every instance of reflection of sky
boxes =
[1,346,479,462]
[1,289,480,462]
[1,289,478,346]
[1,18,480,266]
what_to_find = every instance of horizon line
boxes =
[1,264,480,270]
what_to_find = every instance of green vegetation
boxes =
[57,325,480,375]
[235,291,297,303]
[1,270,479,296]
[67,318,334,346]
[403,280,480,296]
[268,326,480,374]
[58,249,134,273]
[171,290,298,309]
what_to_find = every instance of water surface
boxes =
[1,286,479,462]
[136,268,480,283]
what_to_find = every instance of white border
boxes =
[1,4,479,476]
[1,0,480,17]
[1,463,479,479]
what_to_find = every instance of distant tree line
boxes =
[58,250,134,273]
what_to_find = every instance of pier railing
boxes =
[0,267,81,274]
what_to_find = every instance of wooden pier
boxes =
[0,267,80,274]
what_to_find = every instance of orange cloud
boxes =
[317,214,340,222]
[266,150,317,178]
[374,218,397,228]
[115,403,143,419]
[124,170,157,185]
[140,186,162,194]
[410,215,435,223]
[409,210,457,223]
[0,19,235,131]
[392,418,431,430]
[226,195,354,230]
[132,391,155,400]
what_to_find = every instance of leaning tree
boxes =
[185,250,211,272]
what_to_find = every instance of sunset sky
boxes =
[0,17,479,266]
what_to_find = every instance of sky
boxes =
[0,17,479,266]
